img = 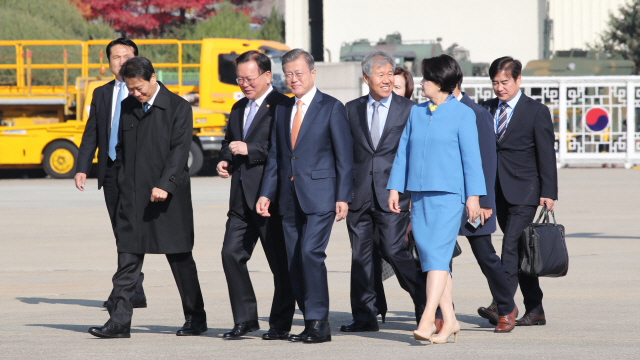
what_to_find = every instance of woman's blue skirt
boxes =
[411,191,464,272]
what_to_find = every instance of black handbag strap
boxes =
[535,207,557,225]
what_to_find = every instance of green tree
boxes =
[185,2,255,40]
[259,6,284,43]
[593,0,640,73]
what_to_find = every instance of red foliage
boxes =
[78,0,256,37]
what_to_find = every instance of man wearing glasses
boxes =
[257,48,353,343]
[217,50,295,340]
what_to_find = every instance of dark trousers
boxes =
[281,181,333,321]
[107,251,206,328]
[372,230,388,317]
[221,182,295,330]
[346,194,426,322]
[467,234,516,315]
[103,159,145,296]
[496,180,544,314]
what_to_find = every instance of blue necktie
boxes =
[243,101,258,139]
[108,83,127,160]
[144,102,150,112]
[497,102,509,142]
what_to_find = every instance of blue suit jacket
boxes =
[459,93,496,235]
[260,90,354,215]
[387,99,486,203]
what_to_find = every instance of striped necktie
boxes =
[497,102,509,141]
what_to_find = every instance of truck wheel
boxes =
[188,141,204,176]
[42,141,78,179]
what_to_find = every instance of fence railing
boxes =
[410,76,640,168]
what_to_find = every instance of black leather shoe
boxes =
[340,320,379,332]
[176,319,208,336]
[478,303,499,326]
[415,304,425,325]
[303,320,331,343]
[223,320,260,339]
[88,320,130,338]
[102,294,147,309]
[262,328,290,340]
[289,320,311,342]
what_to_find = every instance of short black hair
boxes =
[234,50,271,74]
[120,57,154,81]
[106,38,138,59]
[420,54,462,94]
[489,56,522,80]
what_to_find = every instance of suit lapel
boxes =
[235,98,248,139]
[104,81,115,138]
[283,99,294,150]
[377,95,401,147]
[357,97,374,150]
[499,94,528,144]
[293,90,322,150]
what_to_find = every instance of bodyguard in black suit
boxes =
[74,39,146,308]
[481,57,558,327]
[257,49,353,344]
[341,51,426,333]
[89,57,207,338]
[453,81,517,333]
[216,51,295,340]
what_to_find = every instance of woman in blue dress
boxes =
[387,55,486,344]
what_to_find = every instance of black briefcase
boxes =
[519,208,569,277]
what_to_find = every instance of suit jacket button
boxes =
[369,171,373,175]
[292,156,297,160]
[129,124,133,128]
[373,154,377,158]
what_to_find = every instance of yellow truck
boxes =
[0,38,290,178]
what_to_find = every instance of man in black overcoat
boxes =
[481,57,558,327]
[88,57,207,338]
[74,39,147,308]
[216,50,295,340]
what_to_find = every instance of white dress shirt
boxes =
[145,82,161,109]
[366,93,392,138]
[493,90,522,134]
[290,86,318,131]
[111,79,128,127]
[243,86,273,127]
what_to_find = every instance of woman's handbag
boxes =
[519,208,569,277]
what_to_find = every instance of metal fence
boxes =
[411,76,640,169]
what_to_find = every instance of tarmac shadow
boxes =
[17,297,104,308]
[456,313,495,330]
[26,323,228,337]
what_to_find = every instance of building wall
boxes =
[549,0,630,51]
[321,0,543,65]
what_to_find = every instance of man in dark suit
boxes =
[216,50,295,340]
[480,56,558,327]
[88,57,207,338]
[341,51,426,333]
[453,78,518,333]
[256,49,353,344]
[74,38,146,309]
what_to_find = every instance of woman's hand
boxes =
[466,195,480,223]
[388,190,401,213]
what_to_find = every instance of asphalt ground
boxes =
[1,168,639,359]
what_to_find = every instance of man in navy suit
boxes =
[341,51,426,333]
[74,39,146,308]
[481,57,558,327]
[453,76,517,333]
[257,49,353,344]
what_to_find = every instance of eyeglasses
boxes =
[236,72,266,85]
[284,70,310,80]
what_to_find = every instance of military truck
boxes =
[523,49,635,76]
[339,32,489,77]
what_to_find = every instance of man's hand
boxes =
[479,207,492,226]
[151,187,168,202]
[229,141,248,156]
[540,197,555,211]
[336,201,348,222]
[74,172,87,191]
[466,196,480,223]
[217,161,230,178]
[256,196,271,217]
[388,190,401,213]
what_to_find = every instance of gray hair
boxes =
[361,51,396,77]
[282,48,315,70]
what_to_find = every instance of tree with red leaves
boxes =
[77,0,256,38]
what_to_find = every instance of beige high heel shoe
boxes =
[413,324,437,341]
[430,321,460,344]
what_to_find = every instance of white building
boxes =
[285,0,632,65]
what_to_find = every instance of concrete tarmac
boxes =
[0,169,639,359]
